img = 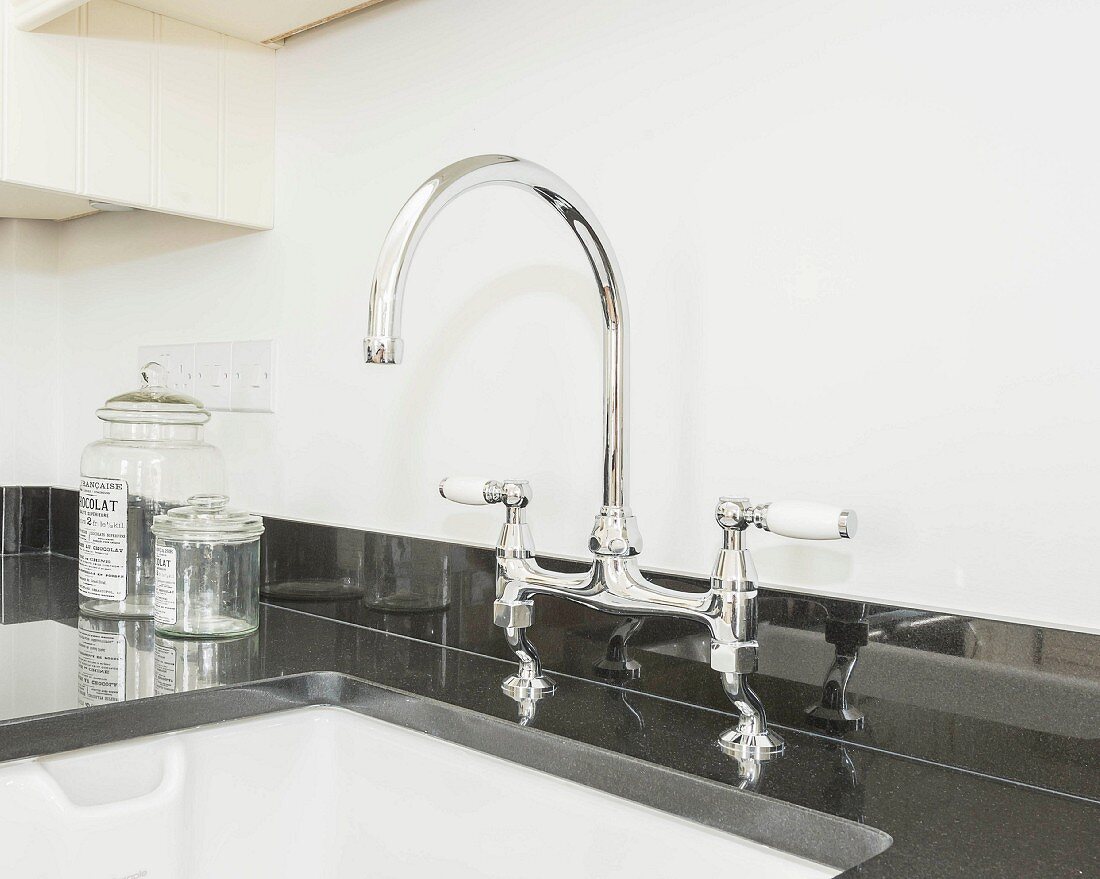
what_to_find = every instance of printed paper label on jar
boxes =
[78,477,128,600]
[77,626,127,706]
[154,640,178,696]
[154,544,178,626]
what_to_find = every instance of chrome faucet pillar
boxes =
[710,498,784,760]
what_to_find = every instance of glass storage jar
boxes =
[152,495,264,638]
[79,363,225,619]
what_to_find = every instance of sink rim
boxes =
[0,670,892,873]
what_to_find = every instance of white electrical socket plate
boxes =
[194,342,234,411]
[137,344,196,394]
[230,340,275,413]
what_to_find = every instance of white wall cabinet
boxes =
[10,0,388,46]
[0,0,275,228]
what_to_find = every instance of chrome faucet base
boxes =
[502,672,556,701]
[718,726,786,761]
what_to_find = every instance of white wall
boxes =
[36,0,1100,631]
[0,220,60,485]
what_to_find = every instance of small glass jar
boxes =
[152,495,264,638]
[79,363,224,619]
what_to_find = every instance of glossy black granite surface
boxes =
[5,488,1097,876]
[0,555,1097,877]
[1,486,51,554]
[246,509,1100,802]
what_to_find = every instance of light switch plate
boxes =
[194,342,234,411]
[137,344,195,394]
[230,340,275,412]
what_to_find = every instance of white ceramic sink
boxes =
[0,705,837,878]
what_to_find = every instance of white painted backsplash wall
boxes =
[10,0,1100,629]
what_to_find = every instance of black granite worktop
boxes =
[0,488,1097,877]
[0,552,1096,877]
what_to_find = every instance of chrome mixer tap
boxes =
[365,154,856,758]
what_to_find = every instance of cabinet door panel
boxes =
[3,10,79,192]
[222,36,274,227]
[156,16,219,217]
[84,0,155,206]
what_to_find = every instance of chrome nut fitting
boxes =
[709,640,758,674]
[493,599,534,629]
[715,497,752,531]
[501,480,532,508]
[588,508,643,557]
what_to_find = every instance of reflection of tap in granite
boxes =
[807,604,981,732]
[601,686,648,755]
[807,610,868,731]
[593,616,644,682]
[821,744,865,824]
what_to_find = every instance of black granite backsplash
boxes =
[0,553,78,624]
[49,486,78,558]
[32,486,1100,800]
[1,486,52,554]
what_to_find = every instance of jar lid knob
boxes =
[187,494,230,512]
[140,361,169,388]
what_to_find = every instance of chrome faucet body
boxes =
[366,155,855,759]
[486,485,787,759]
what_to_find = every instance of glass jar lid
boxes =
[152,495,264,542]
[97,362,211,425]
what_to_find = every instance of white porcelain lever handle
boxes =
[440,477,532,507]
[762,501,857,540]
[439,477,501,505]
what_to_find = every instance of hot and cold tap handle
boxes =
[717,498,857,540]
[760,501,857,540]
[439,477,531,507]
[439,477,501,505]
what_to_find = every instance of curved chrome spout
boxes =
[364,154,629,510]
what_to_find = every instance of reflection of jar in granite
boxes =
[77,615,155,706]
[363,536,451,612]
[154,632,259,695]
[79,363,224,620]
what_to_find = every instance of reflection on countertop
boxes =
[0,554,259,718]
